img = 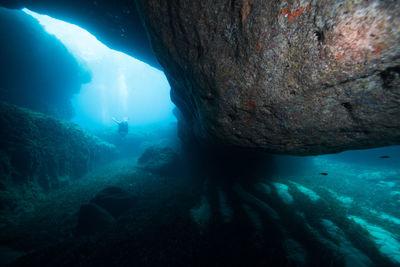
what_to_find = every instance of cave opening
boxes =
[23,8,176,131]
[0,4,399,267]
[20,8,179,160]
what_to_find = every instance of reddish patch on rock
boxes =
[281,8,291,17]
[373,45,383,55]
[281,7,304,21]
[241,0,253,23]
[288,8,303,20]
[336,54,344,59]
[245,100,256,108]
[255,43,261,52]
[306,5,311,12]
[291,111,301,118]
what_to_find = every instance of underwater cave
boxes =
[0,1,400,266]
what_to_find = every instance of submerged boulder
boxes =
[76,203,116,236]
[136,0,400,155]
[0,102,116,211]
[76,186,136,236]
[137,146,180,175]
[91,186,136,218]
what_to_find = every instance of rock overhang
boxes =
[136,0,400,155]
[1,0,399,155]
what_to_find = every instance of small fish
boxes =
[379,155,390,159]
[320,172,328,176]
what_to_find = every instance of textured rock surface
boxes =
[0,7,90,119]
[0,102,116,211]
[136,0,400,155]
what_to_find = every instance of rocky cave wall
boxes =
[136,0,400,155]
[1,1,399,155]
[0,7,90,119]
[0,102,116,212]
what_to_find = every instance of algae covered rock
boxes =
[136,0,400,155]
[0,102,116,211]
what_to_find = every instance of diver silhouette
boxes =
[112,117,128,137]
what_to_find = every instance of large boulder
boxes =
[90,186,136,218]
[0,7,90,119]
[138,146,180,175]
[76,186,136,236]
[136,0,400,155]
[76,203,116,236]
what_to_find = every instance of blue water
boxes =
[23,8,176,131]
[269,147,400,265]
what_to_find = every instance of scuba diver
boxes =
[112,117,128,137]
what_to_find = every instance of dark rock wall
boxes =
[0,7,90,119]
[0,102,116,211]
[136,0,400,155]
